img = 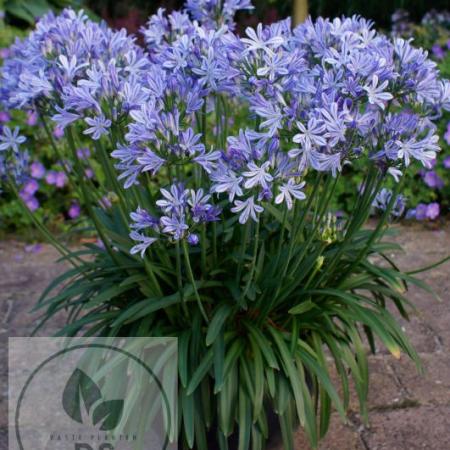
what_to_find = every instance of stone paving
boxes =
[0,224,449,449]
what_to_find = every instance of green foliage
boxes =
[2,0,85,26]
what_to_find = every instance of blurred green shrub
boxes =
[2,0,86,26]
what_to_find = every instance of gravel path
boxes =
[1,224,449,449]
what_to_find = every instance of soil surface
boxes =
[1,224,449,450]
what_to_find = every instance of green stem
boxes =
[182,240,208,322]
[212,221,218,267]
[201,223,207,275]
[236,221,250,285]
[240,219,260,303]
[65,128,121,265]
[275,173,322,295]
[176,241,188,318]
[338,176,404,284]
[93,139,130,226]
[315,166,381,286]
[272,205,289,275]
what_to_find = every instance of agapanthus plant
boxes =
[1,2,450,449]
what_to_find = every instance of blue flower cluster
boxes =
[1,1,449,254]
[129,184,221,255]
[1,9,150,140]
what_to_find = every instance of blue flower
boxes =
[83,115,112,140]
[187,233,200,245]
[231,196,264,224]
[275,180,306,210]
[137,148,166,175]
[211,166,243,201]
[160,215,189,240]
[130,231,158,258]
[156,184,188,214]
[363,75,393,110]
[0,126,26,153]
[242,161,273,190]
[241,24,284,57]
[130,207,160,231]
[51,106,80,129]
[293,118,327,151]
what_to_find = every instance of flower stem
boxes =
[176,241,188,318]
[240,219,260,303]
[183,240,208,322]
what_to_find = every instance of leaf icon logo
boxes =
[62,368,124,431]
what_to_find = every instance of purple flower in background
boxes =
[76,147,91,159]
[26,110,38,126]
[444,123,450,145]
[0,126,26,153]
[426,203,440,220]
[21,193,40,211]
[45,171,58,185]
[0,48,10,59]
[415,203,428,220]
[85,168,94,178]
[55,172,67,187]
[22,179,39,196]
[443,156,450,169]
[405,209,416,220]
[423,170,444,189]
[53,126,64,139]
[68,203,81,219]
[0,111,10,123]
[431,44,445,60]
[25,196,39,211]
[24,243,43,254]
[46,170,67,187]
[30,161,45,179]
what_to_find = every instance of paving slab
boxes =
[364,405,450,450]
[390,352,450,406]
